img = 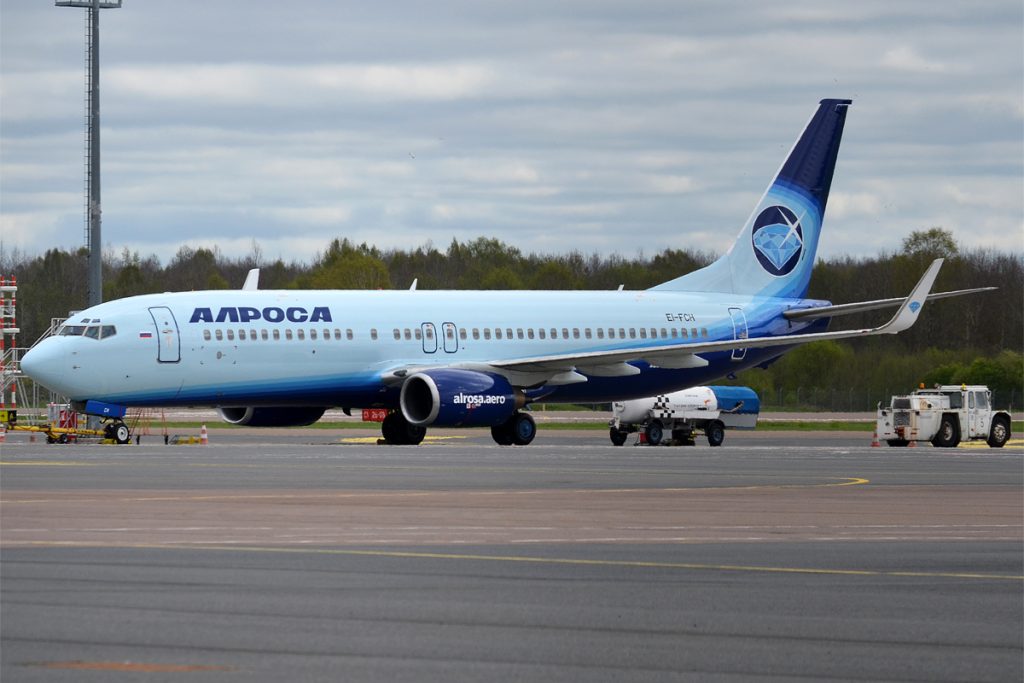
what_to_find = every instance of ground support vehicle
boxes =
[609,386,759,446]
[876,385,1011,448]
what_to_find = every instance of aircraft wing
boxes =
[383,259,943,389]
[783,286,996,321]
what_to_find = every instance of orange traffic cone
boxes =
[907,438,916,448]
[200,424,208,446]
[0,423,6,444]
[870,429,880,447]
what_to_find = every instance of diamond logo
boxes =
[751,206,803,276]
[909,301,921,313]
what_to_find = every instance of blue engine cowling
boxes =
[217,406,326,427]
[400,369,522,427]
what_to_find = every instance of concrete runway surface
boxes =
[1,429,1021,682]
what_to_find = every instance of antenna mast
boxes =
[56,0,122,307]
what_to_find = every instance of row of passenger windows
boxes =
[200,325,709,343]
[450,326,709,341]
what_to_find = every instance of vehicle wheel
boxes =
[511,412,536,446]
[644,420,663,446]
[491,421,515,445]
[706,420,725,447]
[112,421,130,445]
[931,415,960,448]
[886,439,909,447]
[609,427,628,446]
[987,415,1010,448]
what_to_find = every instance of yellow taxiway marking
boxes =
[0,478,869,505]
[959,438,1024,449]
[337,435,467,444]
[15,541,1023,582]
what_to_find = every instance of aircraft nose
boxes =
[20,340,67,392]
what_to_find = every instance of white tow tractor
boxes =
[609,386,760,446]
[876,384,1011,448]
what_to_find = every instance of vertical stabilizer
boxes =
[652,99,851,298]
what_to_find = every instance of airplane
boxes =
[20,99,993,445]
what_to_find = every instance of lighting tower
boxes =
[56,0,122,307]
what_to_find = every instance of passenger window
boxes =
[459,328,467,340]
[538,328,546,340]
[215,329,223,341]
[262,329,269,340]
[472,328,480,340]
[506,328,513,339]
[484,328,491,340]
[584,328,592,339]
[650,328,657,339]
[671,328,678,338]
[680,328,688,339]
[334,329,341,340]
[561,328,569,339]
[84,326,100,339]
[297,329,305,341]
[238,329,246,340]
[550,328,557,339]
[273,329,280,340]
[629,328,636,339]
[227,330,235,341]
[405,329,412,340]
[393,328,401,340]
[596,328,604,339]
[203,329,212,341]
[607,328,615,339]
[370,329,378,341]
[701,328,708,338]
[285,329,293,340]
[618,328,626,339]
[691,327,698,338]
[324,328,331,340]
[494,328,502,340]
[639,328,647,339]
[346,329,353,340]
[310,329,318,340]
[415,328,423,340]
[517,328,524,340]
[527,328,535,339]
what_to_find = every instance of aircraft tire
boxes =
[644,420,663,446]
[706,420,725,447]
[511,412,536,446]
[382,412,425,445]
[609,427,628,446]
[112,421,130,445]
[491,421,515,445]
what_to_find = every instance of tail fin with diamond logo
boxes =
[651,99,851,298]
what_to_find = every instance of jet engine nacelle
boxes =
[400,369,524,427]
[217,406,327,427]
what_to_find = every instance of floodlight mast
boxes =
[56,0,122,307]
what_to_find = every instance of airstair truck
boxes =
[876,384,1011,448]
[609,385,760,446]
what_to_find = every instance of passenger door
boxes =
[421,322,437,354]
[441,322,459,353]
[728,307,748,361]
[148,306,180,363]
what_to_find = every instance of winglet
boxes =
[242,268,260,291]
[880,258,943,334]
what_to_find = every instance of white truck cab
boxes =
[876,384,1011,448]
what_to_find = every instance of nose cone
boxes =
[20,340,68,393]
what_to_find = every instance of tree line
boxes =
[2,228,1020,408]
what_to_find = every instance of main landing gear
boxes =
[381,412,426,445]
[490,412,536,446]
[378,410,537,446]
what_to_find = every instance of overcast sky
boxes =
[2,0,1021,267]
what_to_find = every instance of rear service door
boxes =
[728,307,748,361]
[148,306,181,363]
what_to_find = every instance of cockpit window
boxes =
[59,325,87,336]
[100,325,117,339]
[83,326,100,339]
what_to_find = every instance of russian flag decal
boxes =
[139,331,153,339]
